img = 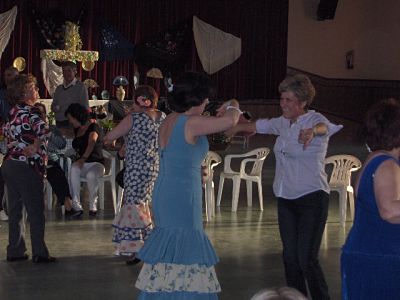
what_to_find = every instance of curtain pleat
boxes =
[0,0,288,100]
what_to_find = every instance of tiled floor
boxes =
[0,125,369,300]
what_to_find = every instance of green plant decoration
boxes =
[100,119,114,132]
[47,111,56,126]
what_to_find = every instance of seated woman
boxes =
[65,103,105,216]
[34,102,82,218]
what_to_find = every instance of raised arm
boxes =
[186,99,241,137]
[224,122,257,138]
[374,159,400,224]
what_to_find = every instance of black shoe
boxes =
[89,210,97,217]
[32,255,56,263]
[7,254,29,262]
[65,208,83,219]
[126,257,141,265]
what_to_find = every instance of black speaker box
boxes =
[317,0,339,21]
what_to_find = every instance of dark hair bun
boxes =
[167,72,214,113]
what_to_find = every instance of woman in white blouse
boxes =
[227,74,342,300]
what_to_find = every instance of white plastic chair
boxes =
[66,149,117,214]
[230,132,255,149]
[216,147,270,212]
[203,151,222,221]
[325,154,362,227]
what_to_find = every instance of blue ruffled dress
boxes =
[341,155,400,300]
[136,115,220,299]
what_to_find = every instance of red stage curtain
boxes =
[0,0,288,101]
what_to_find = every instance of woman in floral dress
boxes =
[104,85,165,264]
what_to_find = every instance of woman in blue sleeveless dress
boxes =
[135,72,242,299]
[104,86,165,264]
[341,99,400,300]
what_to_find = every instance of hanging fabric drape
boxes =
[41,58,62,97]
[0,0,288,100]
[99,22,135,61]
[133,17,192,75]
[193,16,241,75]
[0,6,17,61]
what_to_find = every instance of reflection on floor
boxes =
[0,132,368,300]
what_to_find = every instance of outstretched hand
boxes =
[103,135,116,148]
[216,99,239,117]
[298,128,314,150]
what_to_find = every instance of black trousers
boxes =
[278,190,330,300]
[116,167,125,189]
[46,160,71,205]
[0,166,5,211]
[2,160,49,257]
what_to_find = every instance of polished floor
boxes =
[0,126,368,300]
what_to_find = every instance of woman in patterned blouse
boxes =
[2,74,56,263]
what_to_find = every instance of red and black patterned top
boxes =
[3,104,49,177]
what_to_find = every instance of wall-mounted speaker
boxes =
[317,0,339,21]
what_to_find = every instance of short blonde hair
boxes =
[278,74,316,106]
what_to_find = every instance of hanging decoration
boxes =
[83,78,99,89]
[63,21,82,51]
[12,57,26,72]
[82,60,95,71]
[0,6,17,61]
[28,2,86,50]
[40,48,99,62]
[146,68,163,79]
[40,58,63,97]
[40,21,98,64]
[193,16,241,74]
[133,71,140,89]
[134,18,192,74]
[99,22,135,61]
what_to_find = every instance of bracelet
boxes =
[226,105,243,114]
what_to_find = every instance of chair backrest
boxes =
[204,151,222,179]
[102,149,116,178]
[247,147,270,176]
[324,154,362,186]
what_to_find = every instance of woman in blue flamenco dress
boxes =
[341,99,400,300]
[135,72,242,299]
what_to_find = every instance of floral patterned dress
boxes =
[112,111,165,255]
